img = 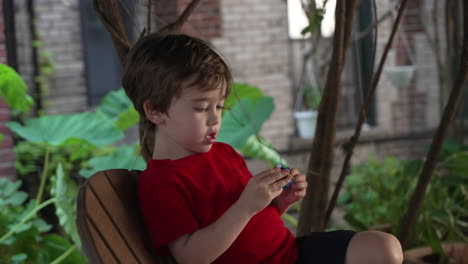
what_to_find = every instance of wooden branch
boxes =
[158,0,201,35]
[324,0,409,228]
[296,0,358,236]
[93,0,132,65]
[398,1,468,247]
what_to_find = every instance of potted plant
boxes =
[293,85,321,139]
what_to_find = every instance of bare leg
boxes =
[345,230,403,264]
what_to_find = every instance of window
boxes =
[338,0,376,129]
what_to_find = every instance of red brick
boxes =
[0,135,13,148]
[158,0,222,40]
[0,166,16,177]
[0,110,11,121]
[0,99,8,107]
[0,150,15,162]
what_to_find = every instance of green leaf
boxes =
[442,152,468,176]
[42,234,87,264]
[6,112,123,146]
[79,144,146,178]
[31,40,41,48]
[52,163,81,247]
[11,253,27,264]
[224,83,264,111]
[218,97,274,148]
[96,88,132,116]
[0,178,17,197]
[6,191,28,206]
[301,24,315,35]
[0,64,34,113]
[96,88,139,131]
[344,213,368,230]
[32,218,52,233]
[301,8,325,36]
[115,106,139,131]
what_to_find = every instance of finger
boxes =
[293,189,307,198]
[254,168,279,178]
[265,170,291,184]
[291,181,307,190]
[292,175,306,186]
[271,175,292,190]
[290,168,301,177]
[291,172,306,182]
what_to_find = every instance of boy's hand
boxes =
[235,168,292,216]
[272,168,307,214]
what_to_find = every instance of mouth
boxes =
[204,131,217,144]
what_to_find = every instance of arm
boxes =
[168,201,252,264]
[168,168,292,264]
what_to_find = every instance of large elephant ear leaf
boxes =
[6,112,123,146]
[218,97,274,148]
[224,83,264,111]
[96,88,139,131]
[0,64,34,113]
[239,135,284,167]
[79,144,146,178]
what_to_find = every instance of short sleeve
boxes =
[138,169,199,255]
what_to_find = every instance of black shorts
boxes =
[295,230,356,264]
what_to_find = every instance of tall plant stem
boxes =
[35,146,50,206]
[0,198,56,243]
[324,0,409,228]
[50,244,77,264]
[398,2,468,246]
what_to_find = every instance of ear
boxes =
[143,100,166,125]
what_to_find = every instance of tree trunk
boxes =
[296,0,358,236]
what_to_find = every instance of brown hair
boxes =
[122,33,232,162]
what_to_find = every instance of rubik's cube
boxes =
[275,164,296,189]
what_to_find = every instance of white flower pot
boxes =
[293,110,317,139]
[385,65,415,88]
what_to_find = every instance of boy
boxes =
[123,33,403,264]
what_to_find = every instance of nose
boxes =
[207,109,221,126]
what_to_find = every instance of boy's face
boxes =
[154,83,226,160]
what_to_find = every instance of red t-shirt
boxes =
[138,142,298,263]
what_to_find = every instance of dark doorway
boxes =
[80,0,134,106]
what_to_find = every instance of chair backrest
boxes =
[76,169,176,264]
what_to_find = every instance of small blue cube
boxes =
[275,164,295,189]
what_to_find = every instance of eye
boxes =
[216,105,226,111]
[193,107,208,112]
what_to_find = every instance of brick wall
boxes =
[375,0,438,136]
[15,0,87,115]
[155,0,221,39]
[393,0,430,133]
[212,0,293,150]
[0,0,17,180]
[156,0,293,150]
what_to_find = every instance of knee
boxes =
[346,230,403,264]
